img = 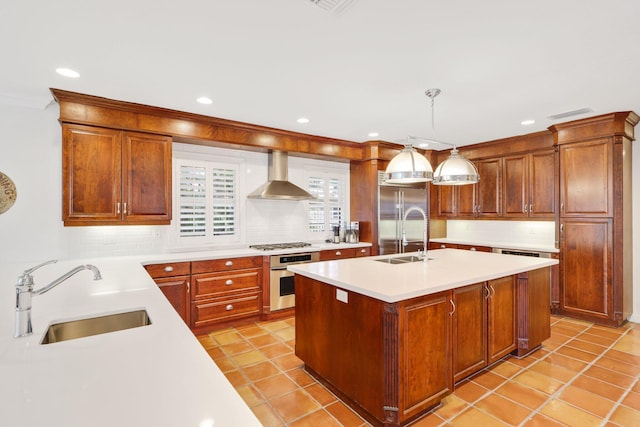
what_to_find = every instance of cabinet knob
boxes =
[440,244,446,249]
[225,304,233,311]
[470,247,476,251]
[336,251,341,256]
[225,279,233,286]
[225,260,233,267]
[163,266,174,272]
[360,249,367,253]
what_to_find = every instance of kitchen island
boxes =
[288,248,558,427]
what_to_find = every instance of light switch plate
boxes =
[336,289,348,303]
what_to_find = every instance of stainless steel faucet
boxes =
[14,260,102,338]
[402,206,429,260]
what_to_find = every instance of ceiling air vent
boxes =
[546,107,593,120]
[308,0,358,15]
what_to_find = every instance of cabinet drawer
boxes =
[319,248,357,261]
[192,270,260,299]
[191,256,263,274]
[457,244,492,253]
[191,293,260,326]
[144,262,191,278]
[355,247,371,257]
[428,242,459,250]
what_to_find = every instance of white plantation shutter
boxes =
[176,158,239,245]
[308,174,345,234]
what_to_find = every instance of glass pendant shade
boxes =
[384,145,433,184]
[432,148,480,185]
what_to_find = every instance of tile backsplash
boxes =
[446,220,556,247]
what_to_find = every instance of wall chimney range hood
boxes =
[247,151,315,200]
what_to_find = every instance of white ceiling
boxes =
[2,0,640,148]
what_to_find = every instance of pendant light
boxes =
[425,89,480,185]
[384,143,433,184]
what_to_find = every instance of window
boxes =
[174,156,240,247]
[307,173,346,234]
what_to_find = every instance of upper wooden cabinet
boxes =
[503,150,556,218]
[62,124,172,226]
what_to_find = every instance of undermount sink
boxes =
[41,309,151,344]
[374,255,431,264]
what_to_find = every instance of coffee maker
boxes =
[345,221,359,243]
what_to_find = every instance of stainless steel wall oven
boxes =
[269,252,319,311]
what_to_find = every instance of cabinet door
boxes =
[436,185,457,217]
[457,183,477,217]
[319,248,357,260]
[560,139,612,217]
[476,158,502,217]
[487,276,517,364]
[153,275,190,325]
[62,124,122,223]
[560,218,613,320]
[452,283,487,383]
[503,155,528,217]
[529,150,556,217]
[122,132,172,222]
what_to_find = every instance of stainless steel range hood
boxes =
[247,151,315,200]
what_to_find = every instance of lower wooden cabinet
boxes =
[487,276,517,362]
[144,262,191,325]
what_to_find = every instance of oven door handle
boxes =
[271,266,290,271]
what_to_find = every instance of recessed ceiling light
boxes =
[418,142,429,148]
[56,68,80,78]
[368,132,379,138]
[521,119,535,126]
[297,117,309,124]
[196,96,213,105]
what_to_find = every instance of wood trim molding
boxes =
[550,111,639,145]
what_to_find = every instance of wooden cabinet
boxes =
[62,124,172,226]
[428,242,491,252]
[452,277,516,383]
[553,112,638,326]
[319,247,370,260]
[355,247,371,257]
[144,262,191,325]
[190,256,262,330]
[503,150,556,218]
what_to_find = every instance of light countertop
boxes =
[429,237,558,253]
[0,257,262,427]
[288,248,559,303]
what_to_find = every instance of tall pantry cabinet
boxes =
[552,112,638,327]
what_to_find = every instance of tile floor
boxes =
[197,316,640,426]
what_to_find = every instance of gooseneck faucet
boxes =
[14,259,102,338]
[402,206,429,260]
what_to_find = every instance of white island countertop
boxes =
[0,257,262,427]
[288,248,559,303]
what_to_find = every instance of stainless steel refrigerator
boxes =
[377,172,429,255]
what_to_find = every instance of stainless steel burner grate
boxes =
[249,242,312,251]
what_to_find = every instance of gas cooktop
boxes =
[249,242,312,251]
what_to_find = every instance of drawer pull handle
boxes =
[336,251,341,256]
[225,279,233,286]
[484,285,491,299]
[164,266,174,272]
[470,247,476,251]
[449,299,456,316]
[360,249,366,253]
[225,261,233,267]
[440,244,446,249]
[225,304,233,311]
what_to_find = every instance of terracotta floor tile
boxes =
[273,326,296,342]
[565,338,607,355]
[579,332,618,347]
[613,335,640,356]
[261,342,294,359]
[270,389,322,423]
[325,401,367,426]
[605,348,640,366]
[232,349,268,367]
[254,373,299,400]
[242,360,281,382]
[542,352,588,373]
[622,390,640,412]
[288,409,341,427]
[555,345,599,363]
[558,384,616,418]
[596,355,640,377]
[224,369,248,387]
[235,384,265,407]
[220,340,253,356]
[260,320,292,332]
[555,319,591,332]
[571,375,626,401]
[450,406,509,427]
[453,379,489,403]
[211,330,244,345]
[249,333,280,348]
[495,380,549,410]
[526,347,550,360]
[529,360,578,383]
[584,364,636,388]
[509,355,537,369]
[522,413,567,426]
[434,394,468,420]
[251,402,284,427]
[541,399,602,427]
[513,370,564,395]
[304,382,337,406]
[236,323,269,338]
[471,370,507,390]
[213,356,236,372]
[205,346,225,359]
[410,411,446,427]
[588,325,625,339]
[197,334,216,349]
[492,359,524,378]
[272,352,305,372]
[474,393,530,425]
[553,325,583,337]
[608,404,640,426]
[286,367,317,388]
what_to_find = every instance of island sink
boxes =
[374,255,430,264]
[41,309,151,344]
